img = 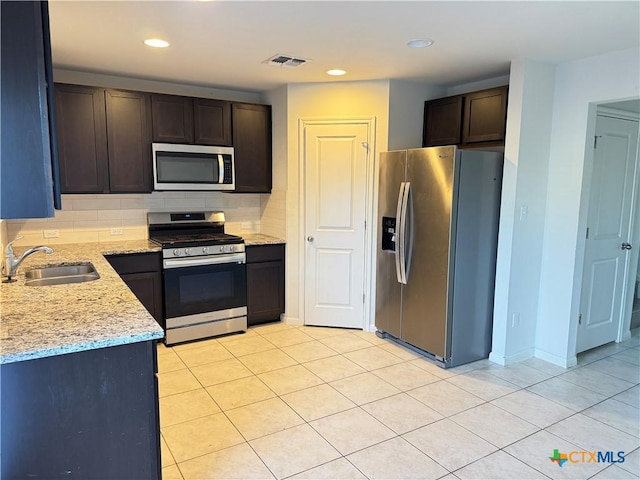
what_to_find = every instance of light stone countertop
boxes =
[241,233,286,246]
[0,240,164,365]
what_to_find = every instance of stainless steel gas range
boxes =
[148,211,247,346]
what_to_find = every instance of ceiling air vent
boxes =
[263,54,311,68]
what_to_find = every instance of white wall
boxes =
[536,47,640,366]
[446,75,510,96]
[490,59,556,365]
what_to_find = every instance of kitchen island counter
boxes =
[0,240,163,365]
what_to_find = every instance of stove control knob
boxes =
[184,248,191,256]
[173,249,182,257]
[202,247,209,255]
[229,245,236,252]
[219,246,225,253]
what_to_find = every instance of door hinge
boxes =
[364,220,367,231]
[579,313,582,325]
[594,135,602,149]
[586,227,589,239]
[363,293,365,304]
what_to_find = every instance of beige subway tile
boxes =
[71,198,122,211]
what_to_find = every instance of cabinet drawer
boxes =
[246,244,284,263]
[106,252,161,275]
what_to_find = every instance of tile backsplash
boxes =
[5,192,263,246]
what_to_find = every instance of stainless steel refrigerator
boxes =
[375,146,503,368]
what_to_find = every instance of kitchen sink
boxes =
[24,263,100,286]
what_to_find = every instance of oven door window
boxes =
[164,262,246,319]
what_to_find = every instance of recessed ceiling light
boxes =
[327,69,347,76]
[407,39,434,48]
[144,38,170,48]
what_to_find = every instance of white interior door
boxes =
[578,114,640,352]
[303,121,370,328]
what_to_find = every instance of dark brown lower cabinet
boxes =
[246,244,285,326]
[106,252,164,328]
[0,341,160,479]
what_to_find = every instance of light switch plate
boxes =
[110,228,123,235]
[43,229,59,238]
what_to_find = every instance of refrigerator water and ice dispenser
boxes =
[381,217,396,252]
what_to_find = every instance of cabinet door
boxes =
[151,95,194,144]
[232,103,272,193]
[193,98,232,146]
[1,1,57,218]
[422,96,463,147]
[105,90,153,192]
[122,272,164,326]
[247,261,285,326]
[55,84,109,193]
[462,86,508,144]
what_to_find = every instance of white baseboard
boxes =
[282,315,302,326]
[534,349,577,368]
[489,348,534,366]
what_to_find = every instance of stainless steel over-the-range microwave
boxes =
[152,143,235,191]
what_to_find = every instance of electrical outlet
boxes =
[519,206,528,221]
[110,227,123,236]
[43,229,59,238]
[240,222,251,231]
[511,312,520,327]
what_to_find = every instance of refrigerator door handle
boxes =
[397,181,411,285]
[404,182,414,281]
[394,182,406,284]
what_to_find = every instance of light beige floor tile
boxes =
[157,350,187,373]
[303,355,366,382]
[450,403,539,448]
[158,368,202,397]
[547,413,640,454]
[171,337,221,352]
[347,436,448,480]
[289,457,366,479]
[408,380,484,417]
[438,475,461,480]
[361,393,443,435]
[261,328,314,348]
[559,366,635,397]
[482,363,553,388]
[620,448,639,476]
[371,362,441,391]
[614,385,640,408]
[190,357,254,387]
[588,357,640,383]
[161,433,176,467]
[162,412,244,463]
[447,359,493,374]
[257,364,324,395]
[350,329,389,345]
[215,330,259,343]
[174,342,234,368]
[162,464,184,480]
[455,450,547,479]
[583,398,640,437]
[298,326,352,340]
[504,430,605,479]
[343,346,404,370]
[330,372,400,405]
[527,376,608,411]
[281,341,337,363]
[521,357,574,376]
[226,397,305,440]
[377,341,423,360]
[620,335,640,348]
[403,419,497,471]
[178,443,275,480]
[157,342,173,355]
[222,335,277,357]
[490,390,574,428]
[281,384,356,422]
[310,407,395,455]
[591,464,639,479]
[238,349,297,374]
[612,348,640,366]
[160,388,220,428]
[319,333,375,353]
[409,357,459,379]
[250,424,341,479]
[251,322,297,335]
[205,376,275,410]
[446,370,519,401]
[591,342,631,357]
[577,348,609,366]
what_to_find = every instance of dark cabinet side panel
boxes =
[232,103,272,193]
[151,94,194,144]
[422,96,463,147]
[462,86,508,144]
[246,244,285,326]
[194,98,232,146]
[106,90,153,192]
[121,272,164,327]
[55,84,109,193]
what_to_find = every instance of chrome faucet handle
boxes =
[5,236,24,256]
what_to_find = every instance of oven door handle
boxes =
[164,254,246,269]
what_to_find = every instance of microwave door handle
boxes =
[218,155,224,184]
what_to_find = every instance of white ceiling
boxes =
[49,1,640,93]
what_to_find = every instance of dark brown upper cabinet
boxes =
[232,103,272,193]
[56,84,153,194]
[151,95,231,146]
[423,86,508,148]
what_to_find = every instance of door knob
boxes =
[622,242,633,250]
[307,236,314,242]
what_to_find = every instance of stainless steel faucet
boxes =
[2,237,54,282]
